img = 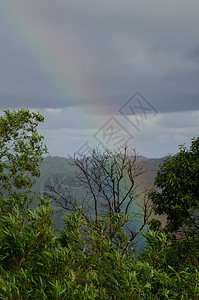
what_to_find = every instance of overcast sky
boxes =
[0,0,199,157]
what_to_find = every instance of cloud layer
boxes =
[0,1,198,157]
[0,0,199,112]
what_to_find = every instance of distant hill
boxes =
[139,156,170,186]
[31,155,169,230]
[32,155,169,198]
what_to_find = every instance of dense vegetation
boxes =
[0,109,198,299]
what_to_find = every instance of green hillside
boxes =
[31,155,168,235]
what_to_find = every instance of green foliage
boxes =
[149,137,199,269]
[0,207,198,299]
[149,137,199,233]
[0,108,47,213]
[0,111,198,298]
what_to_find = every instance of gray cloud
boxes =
[157,111,199,129]
[0,0,199,113]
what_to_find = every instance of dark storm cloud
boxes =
[0,0,199,113]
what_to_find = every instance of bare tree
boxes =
[45,145,152,243]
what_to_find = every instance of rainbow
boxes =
[2,1,99,129]
[1,3,156,249]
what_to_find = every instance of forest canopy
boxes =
[0,109,198,299]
